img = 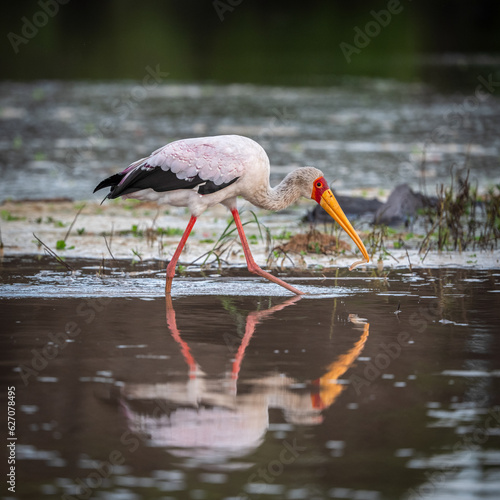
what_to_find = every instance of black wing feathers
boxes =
[93,173,125,194]
[198,176,239,194]
[110,168,205,199]
[94,166,239,199]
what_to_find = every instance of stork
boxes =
[94,135,369,295]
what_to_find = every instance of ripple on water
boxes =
[0,272,370,298]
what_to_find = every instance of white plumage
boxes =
[141,135,258,184]
[94,135,369,294]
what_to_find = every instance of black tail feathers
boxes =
[93,173,125,194]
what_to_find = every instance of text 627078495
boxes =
[7,386,16,493]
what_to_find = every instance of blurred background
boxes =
[3,0,500,87]
[1,0,500,201]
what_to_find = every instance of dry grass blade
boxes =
[32,233,74,272]
[63,203,86,243]
[104,223,116,261]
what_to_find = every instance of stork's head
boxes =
[311,175,370,270]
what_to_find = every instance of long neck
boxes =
[249,172,304,212]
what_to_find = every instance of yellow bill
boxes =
[319,188,370,270]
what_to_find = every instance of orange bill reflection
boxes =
[117,296,370,462]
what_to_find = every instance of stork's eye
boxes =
[316,181,323,188]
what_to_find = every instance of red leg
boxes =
[231,295,302,380]
[166,215,197,294]
[165,295,197,378]
[231,208,304,295]
[231,312,258,380]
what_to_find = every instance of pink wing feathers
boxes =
[94,135,254,200]
[146,135,250,184]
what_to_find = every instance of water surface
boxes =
[1,80,499,203]
[1,258,500,499]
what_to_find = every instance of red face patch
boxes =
[311,176,329,203]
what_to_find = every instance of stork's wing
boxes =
[94,167,206,199]
[94,136,246,199]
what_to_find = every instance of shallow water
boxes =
[1,257,500,499]
[1,79,499,203]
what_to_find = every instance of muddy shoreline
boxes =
[2,199,499,272]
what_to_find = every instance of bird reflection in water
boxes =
[118,296,369,463]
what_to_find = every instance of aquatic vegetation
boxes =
[365,224,399,264]
[156,227,185,237]
[130,248,143,264]
[273,228,351,256]
[192,211,271,271]
[478,185,500,249]
[55,240,74,251]
[420,170,500,253]
[359,169,500,259]
[0,209,25,222]
[273,230,293,241]
[120,224,185,240]
[33,152,47,161]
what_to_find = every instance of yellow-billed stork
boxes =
[94,135,369,295]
